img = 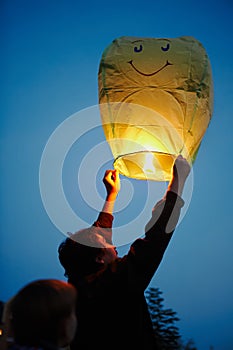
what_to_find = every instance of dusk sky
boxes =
[1,1,233,349]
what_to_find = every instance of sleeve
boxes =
[145,190,184,236]
[126,191,185,290]
[92,211,114,244]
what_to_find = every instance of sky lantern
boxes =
[98,36,213,181]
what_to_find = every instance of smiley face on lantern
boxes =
[128,40,172,76]
[127,39,172,78]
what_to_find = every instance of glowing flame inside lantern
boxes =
[143,153,155,174]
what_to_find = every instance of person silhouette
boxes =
[4,279,77,350]
[58,155,191,350]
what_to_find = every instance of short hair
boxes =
[10,279,77,347]
[58,227,109,280]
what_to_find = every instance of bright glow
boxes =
[143,153,155,174]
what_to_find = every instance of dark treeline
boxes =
[145,287,198,350]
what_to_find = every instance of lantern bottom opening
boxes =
[113,151,176,181]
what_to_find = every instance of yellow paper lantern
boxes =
[98,36,213,181]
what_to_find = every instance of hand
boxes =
[168,155,191,196]
[172,155,191,181]
[103,169,120,198]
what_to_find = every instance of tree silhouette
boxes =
[145,287,181,349]
[145,287,197,350]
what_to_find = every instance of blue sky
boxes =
[1,0,233,349]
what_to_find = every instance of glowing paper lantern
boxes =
[98,36,213,181]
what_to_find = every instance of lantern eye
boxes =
[134,44,143,53]
[161,43,170,52]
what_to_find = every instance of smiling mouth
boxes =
[128,60,172,76]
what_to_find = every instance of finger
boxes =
[106,171,114,182]
[111,169,117,180]
[114,169,119,181]
[103,169,111,181]
[104,169,112,176]
[176,154,183,160]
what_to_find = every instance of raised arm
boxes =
[101,169,120,215]
[127,155,191,289]
[92,169,120,244]
[147,154,191,235]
